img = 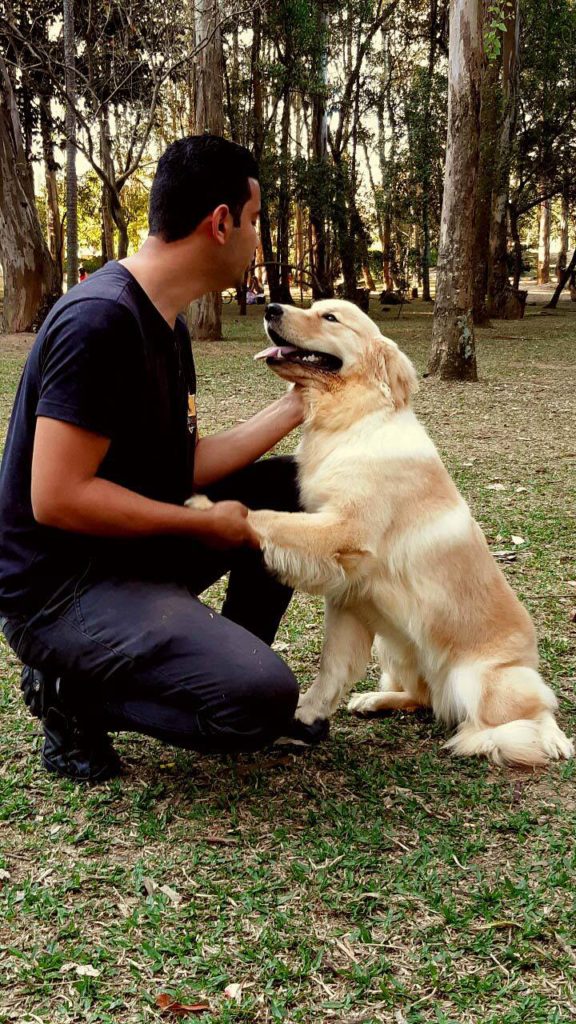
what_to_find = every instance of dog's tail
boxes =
[444,713,574,767]
[443,665,574,767]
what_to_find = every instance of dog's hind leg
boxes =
[276,603,374,747]
[348,633,430,716]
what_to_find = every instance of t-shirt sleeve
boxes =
[36,298,135,438]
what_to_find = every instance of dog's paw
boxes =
[274,715,330,750]
[185,494,214,511]
[347,691,383,716]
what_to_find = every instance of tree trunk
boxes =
[537,197,550,284]
[192,0,224,339]
[250,7,279,301]
[309,4,333,299]
[421,0,438,303]
[275,86,293,304]
[99,107,116,263]
[545,248,576,309]
[429,0,482,381]
[556,183,569,282]
[63,0,78,290]
[472,59,499,324]
[0,57,60,331]
[39,98,64,283]
[486,0,521,318]
[509,202,523,290]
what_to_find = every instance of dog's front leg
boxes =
[248,509,365,591]
[278,603,374,747]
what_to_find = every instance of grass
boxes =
[1,295,575,1023]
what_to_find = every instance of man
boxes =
[0,135,304,782]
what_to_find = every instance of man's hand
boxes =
[203,500,260,550]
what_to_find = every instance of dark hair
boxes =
[149,135,259,242]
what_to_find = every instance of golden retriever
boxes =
[196,300,574,767]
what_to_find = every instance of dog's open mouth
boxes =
[254,326,343,372]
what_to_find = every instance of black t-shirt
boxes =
[0,262,197,617]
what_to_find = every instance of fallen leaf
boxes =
[156,994,211,1016]
[75,964,101,978]
[272,641,289,653]
[515,486,528,493]
[141,876,157,897]
[511,535,525,546]
[224,983,242,1003]
[493,550,517,562]
[158,884,181,906]
[486,483,506,491]
[0,868,11,885]
[61,962,100,977]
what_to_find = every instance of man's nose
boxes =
[265,303,284,321]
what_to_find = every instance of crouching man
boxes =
[0,135,303,782]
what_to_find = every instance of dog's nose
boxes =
[265,303,284,321]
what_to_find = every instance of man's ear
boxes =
[210,204,231,244]
[365,338,419,409]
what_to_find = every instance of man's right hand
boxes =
[202,500,261,550]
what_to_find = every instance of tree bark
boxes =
[486,0,521,318]
[429,0,482,381]
[39,97,64,283]
[472,58,499,323]
[192,0,224,339]
[545,248,576,309]
[537,197,551,284]
[275,85,293,304]
[421,0,438,303]
[309,2,333,299]
[63,0,78,290]
[0,57,60,331]
[99,107,116,263]
[556,183,569,282]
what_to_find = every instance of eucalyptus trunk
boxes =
[63,0,78,290]
[486,0,521,319]
[0,57,60,331]
[537,197,551,285]
[556,184,569,282]
[192,0,224,339]
[40,98,64,282]
[309,2,332,299]
[429,0,482,381]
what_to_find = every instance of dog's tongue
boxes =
[254,344,298,361]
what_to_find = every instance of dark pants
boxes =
[2,457,301,753]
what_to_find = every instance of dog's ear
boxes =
[366,338,419,409]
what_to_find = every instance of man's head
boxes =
[149,135,260,289]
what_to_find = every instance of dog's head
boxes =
[254,299,418,410]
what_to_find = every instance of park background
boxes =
[1,1,576,1022]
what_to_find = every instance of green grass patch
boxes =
[1,299,575,1022]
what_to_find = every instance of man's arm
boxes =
[31,417,258,549]
[193,388,304,488]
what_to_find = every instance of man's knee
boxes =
[246,655,299,726]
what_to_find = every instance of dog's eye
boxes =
[322,313,339,323]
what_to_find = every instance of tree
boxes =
[485,0,522,318]
[63,0,78,289]
[428,0,483,380]
[191,0,225,340]
[0,56,60,331]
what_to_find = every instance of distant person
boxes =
[78,266,88,282]
[247,273,265,305]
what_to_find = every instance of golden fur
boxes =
[196,299,574,766]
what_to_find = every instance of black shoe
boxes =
[21,666,122,783]
[42,706,122,782]
[20,665,45,719]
